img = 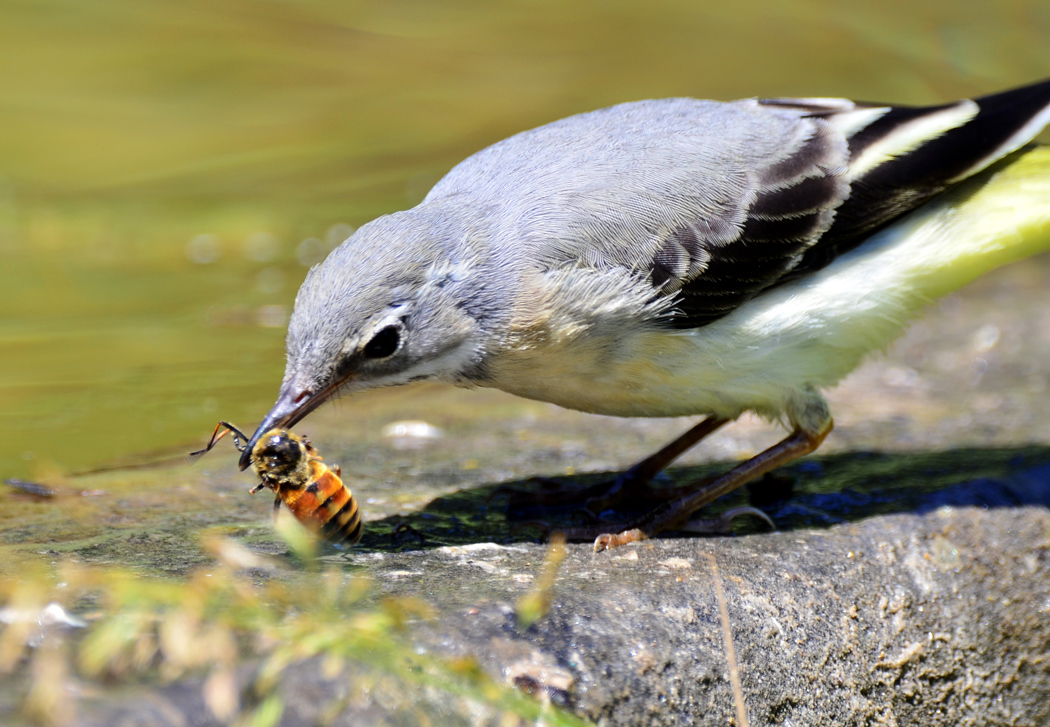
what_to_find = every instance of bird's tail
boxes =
[893,144,1050,299]
[846,77,1050,191]
[788,78,1050,274]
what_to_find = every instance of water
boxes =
[1,0,1050,479]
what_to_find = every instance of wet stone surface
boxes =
[4,451,1050,725]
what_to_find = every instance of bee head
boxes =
[250,429,311,487]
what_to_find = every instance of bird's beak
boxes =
[237,378,342,470]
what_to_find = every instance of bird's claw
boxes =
[587,506,774,552]
[680,505,776,534]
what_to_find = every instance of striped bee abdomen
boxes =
[315,468,364,545]
[276,462,363,546]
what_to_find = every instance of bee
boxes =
[191,421,363,546]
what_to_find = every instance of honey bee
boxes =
[191,421,363,546]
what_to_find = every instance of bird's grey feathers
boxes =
[424,98,851,325]
[286,205,498,389]
[420,78,1050,327]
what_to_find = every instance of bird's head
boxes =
[238,206,495,469]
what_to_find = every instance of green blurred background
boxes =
[2,0,1049,479]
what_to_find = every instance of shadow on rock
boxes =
[351,446,1050,553]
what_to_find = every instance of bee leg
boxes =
[218,421,251,452]
[188,421,252,459]
[272,496,281,524]
[188,422,232,458]
[333,464,342,477]
[248,483,266,495]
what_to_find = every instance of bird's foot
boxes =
[545,424,830,552]
[489,417,729,519]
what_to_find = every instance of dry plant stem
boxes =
[572,423,833,551]
[702,552,750,727]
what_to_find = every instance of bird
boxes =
[238,78,1050,551]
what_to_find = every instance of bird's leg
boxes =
[579,388,834,550]
[584,416,730,511]
[566,417,832,551]
[491,417,729,512]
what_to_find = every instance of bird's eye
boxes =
[363,325,401,359]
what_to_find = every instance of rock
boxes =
[21,459,1049,727]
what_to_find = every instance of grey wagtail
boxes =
[238,78,1050,550]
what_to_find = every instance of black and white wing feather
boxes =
[672,78,1050,326]
[664,102,852,324]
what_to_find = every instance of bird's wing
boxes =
[428,79,1050,328]
[675,79,1050,327]
[655,97,856,324]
